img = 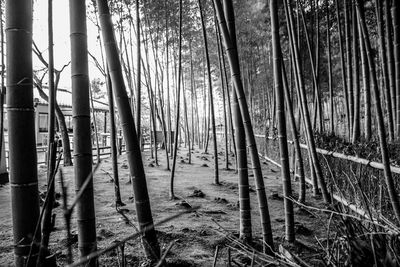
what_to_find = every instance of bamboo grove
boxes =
[1,0,400,265]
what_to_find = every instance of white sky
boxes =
[32,0,104,89]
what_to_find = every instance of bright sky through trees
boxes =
[32,0,103,88]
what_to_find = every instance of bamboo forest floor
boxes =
[0,145,332,266]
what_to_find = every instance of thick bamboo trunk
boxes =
[6,0,41,265]
[0,0,4,177]
[96,0,160,258]
[69,0,97,263]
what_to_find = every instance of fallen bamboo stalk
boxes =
[67,207,199,267]
[154,240,176,267]
[254,134,400,175]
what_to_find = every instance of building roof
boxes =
[34,86,109,112]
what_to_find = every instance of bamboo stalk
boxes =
[270,0,295,242]
[216,0,274,251]
[6,0,41,265]
[96,0,160,258]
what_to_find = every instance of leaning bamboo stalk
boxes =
[216,0,274,250]
[284,0,330,202]
[270,0,295,242]
[96,0,160,258]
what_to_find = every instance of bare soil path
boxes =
[0,146,329,266]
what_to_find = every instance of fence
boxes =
[254,134,399,222]
[4,135,126,169]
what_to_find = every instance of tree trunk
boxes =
[96,0,160,258]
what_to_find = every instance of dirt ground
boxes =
[0,145,330,266]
